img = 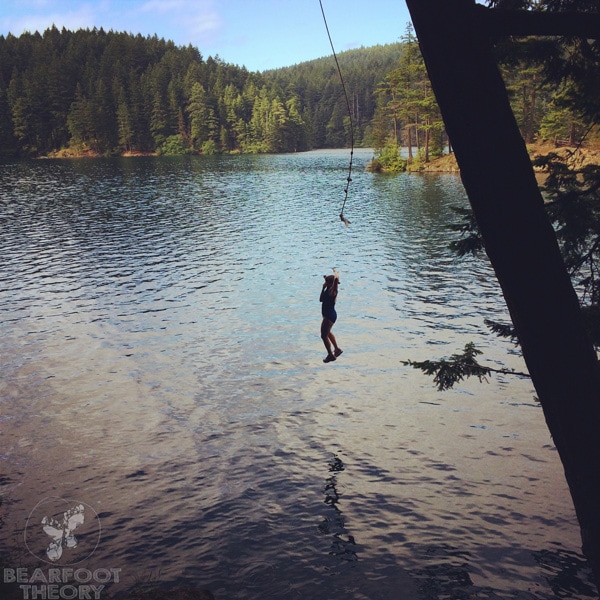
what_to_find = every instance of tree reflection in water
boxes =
[318,453,358,562]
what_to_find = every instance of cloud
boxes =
[137,0,222,44]
[1,2,98,35]
[0,0,222,47]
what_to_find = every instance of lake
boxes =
[0,150,595,599]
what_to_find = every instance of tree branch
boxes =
[475,4,600,38]
[402,342,530,391]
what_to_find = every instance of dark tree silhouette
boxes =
[405,0,600,591]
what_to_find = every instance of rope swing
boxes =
[319,0,354,227]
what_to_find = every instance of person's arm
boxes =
[331,270,340,296]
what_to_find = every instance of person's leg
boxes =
[328,331,343,356]
[321,318,335,359]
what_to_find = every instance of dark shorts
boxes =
[322,309,337,324]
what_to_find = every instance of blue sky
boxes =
[0,0,413,72]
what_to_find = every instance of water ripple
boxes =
[0,152,593,599]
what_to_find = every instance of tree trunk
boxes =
[406,0,600,592]
[570,121,577,146]
[424,117,430,163]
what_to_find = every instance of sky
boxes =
[0,0,413,72]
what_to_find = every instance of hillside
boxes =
[0,27,402,158]
[264,44,404,147]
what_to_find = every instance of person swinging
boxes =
[320,269,343,363]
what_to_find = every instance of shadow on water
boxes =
[319,453,359,563]
[534,549,597,599]
[402,545,596,600]
[312,450,596,600]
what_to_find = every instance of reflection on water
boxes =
[0,151,595,599]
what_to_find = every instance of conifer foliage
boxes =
[0,27,401,158]
[372,24,445,169]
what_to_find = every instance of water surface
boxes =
[0,150,594,599]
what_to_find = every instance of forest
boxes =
[0,27,401,158]
[1,23,596,160]
[370,22,600,170]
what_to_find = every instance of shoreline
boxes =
[42,148,158,159]
[415,143,600,173]
[36,143,600,171]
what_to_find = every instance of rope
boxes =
[319,0,354,226]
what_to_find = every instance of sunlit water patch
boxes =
[0,151,594,599]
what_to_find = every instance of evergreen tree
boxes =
[285,95,307,152]
[150,90,170,151]
[67,83,94,149]
[187,81,209,150]
[115,84,134,152]
[372,24,444,169]
[0,82,17,156]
